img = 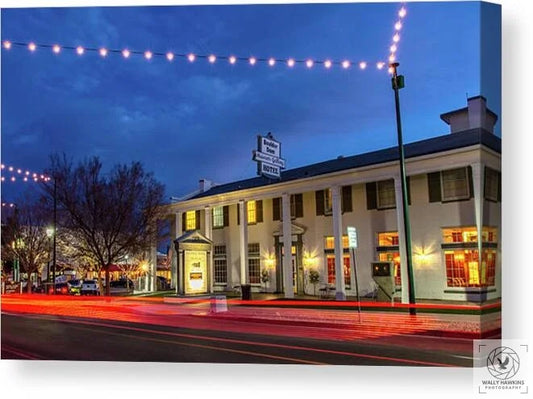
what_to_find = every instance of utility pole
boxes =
[390,62,416,315]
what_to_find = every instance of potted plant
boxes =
[260,269,270,293]
[308,269,320,296]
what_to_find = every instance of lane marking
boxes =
[3,312,459,366]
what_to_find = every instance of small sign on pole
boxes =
[347,226,361,321]
[253,132,286,179]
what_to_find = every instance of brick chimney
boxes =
[440,96,498,134]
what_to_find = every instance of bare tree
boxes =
[44,155,165,296]
[1,199,52,293]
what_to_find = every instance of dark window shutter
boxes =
[342,185,352,213]
[256,200,263,223]
[497,171,502,202]
[295,194,304,218]
[223,206,229,227]
[427,172,442,203]
[237,204,240,225]
[366,182,377,210]
[407,177,412,205]
[182,212,186,232]
[195,210,201,230]
[315,190,325,216]
[467,166,474,199]
[273,197,281,221]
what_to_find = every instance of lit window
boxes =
[185,211,196,231]
[442,227,498,244]
[441,167,469,201]
[324,236,349,249]
[247,201,256,224]
[326,255,351,287]
[377,179,396,209]
[212,207,224,228]
[376,232,401,285]
[377,232,399,246]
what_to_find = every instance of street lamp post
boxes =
[52,177,57,294]
[46,227,54,292]
[389,62,416,315]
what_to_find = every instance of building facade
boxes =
[155,96,501,303]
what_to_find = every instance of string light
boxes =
[1,202,17,208]
[387,3,408,74]
[359,61,367,70]
[2,40,391,72]
[0,163,51,183]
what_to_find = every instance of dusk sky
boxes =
[1,1,501,204]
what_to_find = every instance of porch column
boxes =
[238,200,248,284]
[394,175,409,303]
[471,163,485,286]
[282,193,293,298]
[170,211,182,290]
[332,185,346,300]
[204,206,213,293]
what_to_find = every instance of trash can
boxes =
[240,284,252,300]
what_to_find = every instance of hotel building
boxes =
[155,96,501,303]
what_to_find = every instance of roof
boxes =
[189,128,501,200]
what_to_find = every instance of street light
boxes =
[389,62,416,315]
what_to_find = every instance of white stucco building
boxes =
[154,96,501,303]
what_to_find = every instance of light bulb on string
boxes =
[144,51,153,60]
[395,21,403,31]
[208,54,216,63]
[287,58,295,68]
[3,41,12,49]
[122,49,130,58]
[76,46,85,55]
[305,59,314,68]
[166,52,174,61]
[399,7,407,18]
[229,55,237,64]
[28,42,36,52]
[341,60,351,69]
[377,62,385,70]
[99,48,108,57]
[324,60,332,69]
[268,58,276,66]
[393,33,400,43]
[249,57,257,66]
[52,44,61,54]
[359,61,367,70]
[187,53,195,62]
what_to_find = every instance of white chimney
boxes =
[440,96,498,134]
[199,179,213,192]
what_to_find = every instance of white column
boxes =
[170,213,179,289]
[205,206,214,293]
[471,163,484,281]
[394,176,409,304]
[282,193,293,298]
[332,185,346,300]
[238,200,248,284]
[150,240,157,292]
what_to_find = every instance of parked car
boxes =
[80,279,100,295]
[48,282,69,295]
[67,279,82,295]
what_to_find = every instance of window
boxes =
[324,189,333,215]
[442,227,498,244]
[213,245,227,284]
[442,227,497,288]
[441,167,470,201]
[212,207,224,228]
[272,194,303,221]
[185,211,197,231]
[376,232,401,285]
[324,236,349,250]
[237,201,263,224]
[377,179,396,209]
[247,201,257,224]
[326,255,351,287]
[248,243,260,284]
[484,167,500,202]
[316,186,352,215]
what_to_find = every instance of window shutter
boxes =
[182,212,186,232]
[315,190,325,216]
[295,194,304,218]
[223,206,229,227]
[237,204,240,225]
[497,171,502,202]
[427,172,442,203]
[273,197,281,221]
[407,177,412,205]
[468,166,474,199]
[256,200,263,223]
[195,210,201,230]
[366,182,377,210]
[341,185,352,213]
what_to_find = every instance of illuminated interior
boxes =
[185,211,196,231]
[441,226,498,243]
[247,201,257,224]
[445,249,496,287]
[377,232,401,285]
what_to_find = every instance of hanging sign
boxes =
[252,132,286,179]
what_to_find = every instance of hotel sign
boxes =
[253,132,286,179]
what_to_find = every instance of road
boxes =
[1,303,474,366]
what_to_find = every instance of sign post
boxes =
[347,226,361,322]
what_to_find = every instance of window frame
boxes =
[441,167,470,202]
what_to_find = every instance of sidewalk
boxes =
[135,294,501,339]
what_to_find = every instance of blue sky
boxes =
[1,1,501,203]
